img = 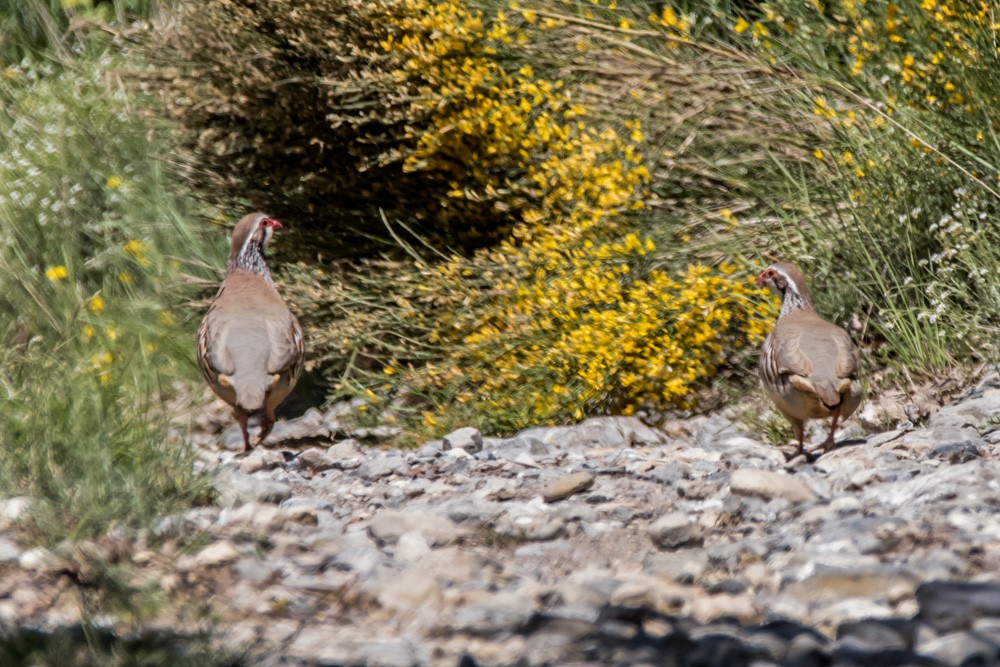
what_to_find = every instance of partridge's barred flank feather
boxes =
[197,212,305,452]
[756,262,863,459]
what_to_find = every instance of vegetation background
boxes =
[0,0,998,658]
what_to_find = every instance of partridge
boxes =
[197,212,305,451]
[756,262,862,458]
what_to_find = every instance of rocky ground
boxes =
[6,376,1000,666]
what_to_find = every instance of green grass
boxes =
[0,34,221,541]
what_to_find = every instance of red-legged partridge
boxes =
[756,262,862,458]
[197,212,305,451]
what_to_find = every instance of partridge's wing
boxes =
[266,311,305,381]
[770,317,814,379]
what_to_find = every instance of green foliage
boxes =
[0,0,159,62]
[718,0,1000,372]
[0,51,218,540]
[0,625,245,667]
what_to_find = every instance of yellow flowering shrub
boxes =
[267,0,775,434]
[761,1,994,114]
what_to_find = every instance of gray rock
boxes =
[327,438,364,462]
[645,548,709,583]
[323,532,386,576]
[836,618,915,650]
[917,630,1000,665]
[648,512,704,550]
[18,547,61,573]
[451,590,536,636]
[542,471,595,502]
[233,557,280,585]
[297,447,336,472]
[730,469,817,504]
[0,537,21,564]
[216,469,292,506]
[917,580,1000,632]
[217,501,286,531]
[287,629,419,667]
[368,509,459,547]
[442,426,484,453]
[517,416,664,450]
[355,455,409,480]
[268,407,330,443]
[484,434,552,461]
[238,449,285,474]
[415,439,444,457]
[190,540,241,567]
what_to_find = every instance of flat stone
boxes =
[647,512,704,550]
[917,630,1000,665]
[517,416,664,450]
[268,407,329,443]
[917,580,1000,632]
[368,509,459,547]
[238,449,285,474]
[730,469,817,504]
[443,427,484,453]
[645,548,709,583]
[836,618,916,650]
[192,540,241,567]
[451,589,536,636]
[0,537,22,564]
[287,629,419,667]
[542,472,594,502]
[18,547,61,573]
[297,447,336,472]
[355,455,409,480]
[689,592,757,623]
[216,469,292,506]
[327,438,364,462]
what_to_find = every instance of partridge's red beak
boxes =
[754,273,767,287]
[266,218,282,230]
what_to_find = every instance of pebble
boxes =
[542,471,594,502]
[190,540,241,567]
[647,511,704,550]
[443,427,484,454]
[9,385,1000,666]
[368,509,460,547]
[729,468,818,504]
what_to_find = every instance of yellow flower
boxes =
[45,265,68,281]
[734,18,750,33]
[105,327,118,342]
[118,272,133,285]
[813,149,825,160]
[123,239,150,266]
[87,294,105,314]
[91,351,113,368]
[158,310,175,325]
[82,325,95,341]
[106,175,125,189]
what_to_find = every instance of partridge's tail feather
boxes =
[789,374,843,410]
[813,380,843,410]
[232,369,269,412]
